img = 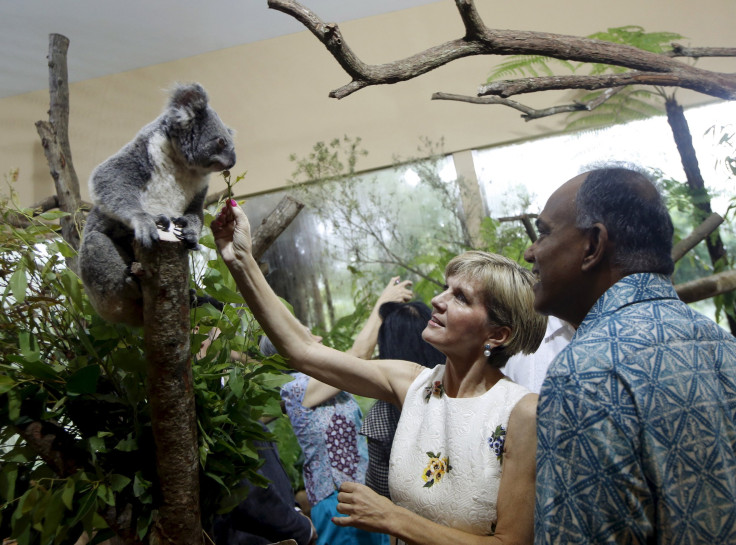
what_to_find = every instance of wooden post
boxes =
[137,237,202,545]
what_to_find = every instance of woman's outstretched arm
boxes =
[302,276,414,408]
[211,200,421,406]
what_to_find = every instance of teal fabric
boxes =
[536,273,736,544]
[311,490,389,545]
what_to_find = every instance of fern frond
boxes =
[487,56,576,82]
[587,25,686,53]
[563,88,665,130]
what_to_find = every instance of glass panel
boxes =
[472,101,736,218]
[239,156,463,329]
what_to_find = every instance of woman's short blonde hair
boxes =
[445,251,546,367]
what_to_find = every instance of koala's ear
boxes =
[168,83,209,127]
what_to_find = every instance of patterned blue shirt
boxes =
[536,273,736,544]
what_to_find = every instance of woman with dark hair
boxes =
[360,301,444,498]
[212,200,546,545]
[260,278,412,545]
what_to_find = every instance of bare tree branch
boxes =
[478,70,735,99]
[268,0,736,101]
[36,34,84,257]
[1,196,92,229]
[251,195,305,261]
[675,269,736,303]
[433,87,625,120]
[672,212,725,263]
[670,44,736,57]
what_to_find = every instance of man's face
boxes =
[524,175,590,325]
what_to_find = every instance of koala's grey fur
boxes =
[78,82,236,327]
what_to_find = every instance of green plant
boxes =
[0,196,292,544]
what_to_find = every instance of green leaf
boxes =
[61,477,76,510]
[87,435,106,454]
[37,210,68,221]
[0,374,16,394]
[7,389,21,421]
[97,483,115,506]
[9,267,28,302]
[66,365,101,396]
[41,488,66,544]
[136,508,154,539]
[109,474,131,493]
[133,473,151,498]
[0,463,18,502]
[18,332,41,364]
[228,370,244,397]
[68,490,97,527]
[115,436,137,452]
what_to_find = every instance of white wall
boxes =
[1,0,733,207]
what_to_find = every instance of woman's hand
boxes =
[378,276,413,306]
[334,482,396,534]
[211,199,252,265]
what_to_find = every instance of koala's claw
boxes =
[155,215,171,231]
[172,217,199,250]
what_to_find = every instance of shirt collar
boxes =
[579,272,678,331]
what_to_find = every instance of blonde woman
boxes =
[212,200,546,545]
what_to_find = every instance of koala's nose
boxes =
[224,150,236,170]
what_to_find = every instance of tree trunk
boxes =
[665,97,736,334]
[137,238,203,545]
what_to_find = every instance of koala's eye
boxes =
[217,137,226,149]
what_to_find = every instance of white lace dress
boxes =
[388,365,530,535]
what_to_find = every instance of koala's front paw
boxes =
[131,213,160,248]
[172,217,200,250]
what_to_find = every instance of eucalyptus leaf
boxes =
[61,478,75,510]
[66,365,101,395]
[0,374,15,394]
[109,473,131,493]
[9,267,27,302]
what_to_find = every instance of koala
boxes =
[78,83,236,327]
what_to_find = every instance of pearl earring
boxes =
[483,343,492,357]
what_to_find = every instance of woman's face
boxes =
[423,274,494,359]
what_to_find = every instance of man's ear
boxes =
[581,222,608,272]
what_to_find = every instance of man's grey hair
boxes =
[575,164,674,276]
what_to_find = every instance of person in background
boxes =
[525,166,736,544]
[260,277,412,545]
[211,199,547,545]
[501,315,573,393]
[359,301,444,498]
[211,422,317,545]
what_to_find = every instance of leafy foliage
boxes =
[0,193,293,544]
